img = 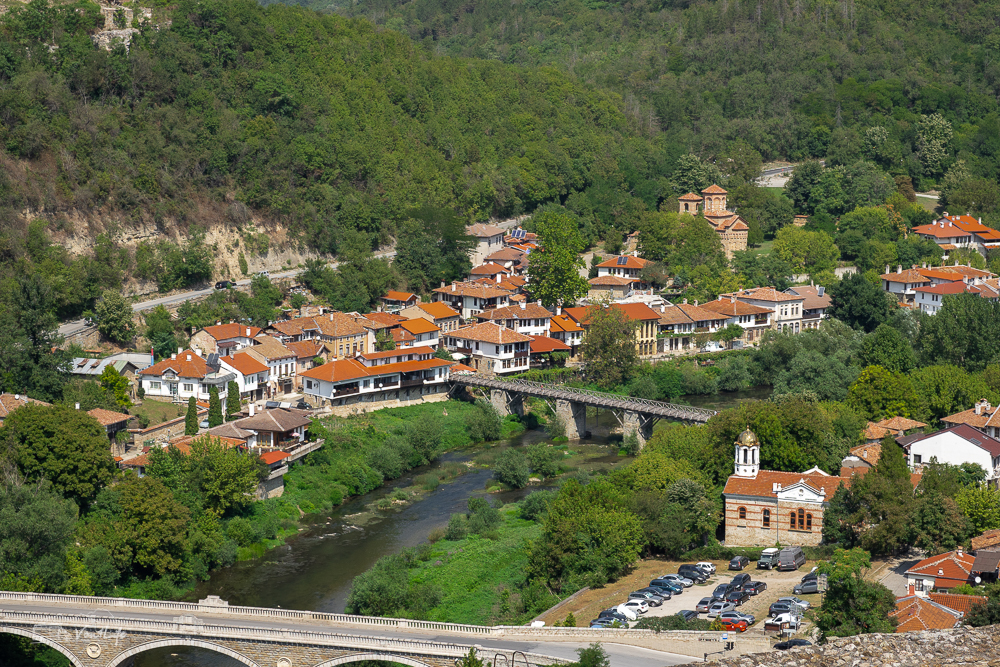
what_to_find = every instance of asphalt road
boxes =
[57,252,397,339]
[0,601,694,667]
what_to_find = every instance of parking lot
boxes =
[537,558,823,633]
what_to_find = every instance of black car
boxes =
[215,280,235,289]
[731,573,751,587]
[801,572,818,583]
[712,584,732,600]
[725,589,750,606]
[729,556,750,570]
[599,609,629,622]
[676,610,698,622]
[769,602,794,617]
[746,581,767,596]
[774,639,812,650]
[678,565,709,583]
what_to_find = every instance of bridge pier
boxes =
[555,399,587,440]
[622,410,654,449]
[490,389,524,418]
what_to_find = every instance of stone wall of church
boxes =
[719,230,748,259]
[724,498,825,547]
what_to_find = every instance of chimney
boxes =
[452,283,457,292]
[817,286,825,296]
[13,394,18,400]
[885,264,890,274]
[683,298,688,304]
[178,346,183,354]
[440,281,446,288]
[556,306,562,316]
[249,403,255,417]
[186,354,192,361]
[495,274,501,283]
[694,300,699,306]
[330,313,334,321]
[957,546,964,556]
[171,353,177,360]
[944,211,949,217]
[74,403,80,410]
[537,300,542,306]
[897,265,902,273]
[730,295,736,303]
[519,301,526,310]
[660,305,665,313]
[246,327,251,337]
[216,321,221,326]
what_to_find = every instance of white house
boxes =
[191,323,263,356]
[431,281,513,320]
[138,348,233,404]
[219,351,270,401]
[896,424,1000,476]
[443,321,531,375]
[474,302,552,337]
[723,287,806,335]
[399,318,441,349]
[467,223,506,265]
[246,335,297,396]
[299,347,452,407]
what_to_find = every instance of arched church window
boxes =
[762,509,770,528]
[738,506,746,520]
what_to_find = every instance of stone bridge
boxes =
[0,593,770,666]
[451,376,717,447]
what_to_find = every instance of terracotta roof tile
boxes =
[470,263,510,275]
[87,408,131,426]
[876,416,927,432]
[679,192,703,201]
[234,408,312,433]
[285,340,325,360]
[851,441,883,466]
[466,223,505,237]
[270,313,368,339]
[260,450,290,465]
[702,184,727,194]
[363,312,406,329]
[549,315,584,333]
[485,248,526,262]
[301,357,452,383]
[657,306,693,326]
[415,302,460,320]
[529,335,571,353]
[724,469,846,502]
[596,255,650,269]
[202,323,263,341]
[400,318,440,335]
[383,291,416,302]
[928,592,988,615]
[972,528,1000,551]
[390,328,416,344]
[251,335,296,361]
[476,304,552,321]
[674,302,732,323]
[699,298,774,317]
[360,346,435,361]
[588,275,637,286]
[880,269,929,283]
[139,350,211,379]
[432,281,512,299]
[450,321,533,344]
[890,596,962,632]
[222,351,269,376]
[723,287,802,303]
[905,550,976,586]
[902,423,1000,457]
[0,393,50,419]
[785,285,832,309]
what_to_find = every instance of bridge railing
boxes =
[453,376,718,420]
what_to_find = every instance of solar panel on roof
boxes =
[511,229,526,239]
[617,256,628,265]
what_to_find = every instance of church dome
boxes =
[736,427,758,447]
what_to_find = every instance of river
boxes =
[133,388,771,666]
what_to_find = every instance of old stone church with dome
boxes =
[722,428,848,547]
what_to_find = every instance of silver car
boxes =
[778,596,810,610]
[661,573,694,587]
[707,601,735,618]
[719,610,755,625]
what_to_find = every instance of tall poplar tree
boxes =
[184,396,199,436]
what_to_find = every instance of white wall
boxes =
[908,432,995,472]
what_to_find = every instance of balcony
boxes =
[514,351,529,359]
[400,378,425,389]
[754,317,769,326]
[332,384,360,397]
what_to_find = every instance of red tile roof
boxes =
[432,281,512,299]
[222,351,269,376]
[139,350,210,378]
[699,298,773,317]
[360,346,435,361]
[877,416,927,432]
[914,282,979,295]
[300,357,452,383]
[87,408,131,426]
[679,192,703,201]
[972,528,1000,551]
[285,340,325,360]
[0,393,50,420]
[914,215,1000,243]
[415,302,461,320]
[485,248,526,262]
[399,318,440,335]
[529,336,571,353]
[905,550,976,587]
[466,223,505,237]
[202,323,262,341]
[588,275,636,286]
[785,285,832,309]
[880,268,929,283]
[470,263,510,276]
[900,423,1000,458]
[927,592,988,615]
[549,315,584,333]
[724,469,846,502]
[850,441,883,466]
[363,312,406,329]
[260,450,290,465]
[702,184,727,194]
[270,312,368,339]
[250,335,296,361]
[449,321,533,344]
[723,287,802,303]
[476,303,552,322]
[890,596,962,632]
[383,291,416,302]
[596,256,649,269]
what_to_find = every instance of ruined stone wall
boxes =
[682,625,1000,666]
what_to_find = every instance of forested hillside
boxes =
[333,0,1000,190]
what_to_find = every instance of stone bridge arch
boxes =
[316,652,439,667]
[105,639,260,667]
[1,626,84,667]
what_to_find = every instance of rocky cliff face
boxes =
[686,626,997,667]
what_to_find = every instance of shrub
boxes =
[545,414,566,440]
[467,497,501,534]
[622,432,641,457]
[407,415,443,464]
[445,513,468,540]
[427,527,445,543]
[367,444,404,480]
[465,401,503,442]
[345,554,409,616]
[494,449,530,488]
[519,490,555,521]
[527,444,560,478]
[226,517,258,547]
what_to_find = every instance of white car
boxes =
[707,601,736,618]
[769,613,802,630]
[778,596,810,610]
[614,605,638,621]
[621,600,648,614]
[662,573,694,587]
[696,561,716,574]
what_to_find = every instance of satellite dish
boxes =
[976,576,982,584]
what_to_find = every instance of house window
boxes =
[305,380,313,390]
[762,509,770,528]
[806,513,813,531]
[797,509,805,530]
[790,513,796,530]
[913,454,922,465]
[150,381,161,391]
[183,383,194,392]
[914,579,924,592]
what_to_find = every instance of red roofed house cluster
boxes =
[912,214,1000,257]
[879,262,997,309]
[723,427,848,547]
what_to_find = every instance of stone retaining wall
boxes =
[682,625,1000,666]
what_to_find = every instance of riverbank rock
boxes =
[684,626,1000,667]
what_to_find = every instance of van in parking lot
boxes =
[778,546,806,571]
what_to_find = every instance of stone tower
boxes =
[733,427,759,478]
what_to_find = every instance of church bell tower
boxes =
[734,427,759,478]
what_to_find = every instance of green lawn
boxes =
[746,239,775,257]
[133,399,185,426]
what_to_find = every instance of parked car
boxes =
[649,579,684,594]
[745,581,767,596]
[660,573,694,587]
[712,584,733,601]
[629,591,663,606]
[725,589,750,606]
[589,619,617,628]
[719,610,755,625]
[774,639,812,650]
[255,270,270,278]
[614,605,638,620]
[639,586,672,600]
[677,565,709,583]
[729,556,750,570]
[731,573,751,587]
[707,601,736,618]
[599,609,629,622]
[801,572,818,584]
[215,280,235,289]
[779,596,811,610]
[621,600,648,614]
[768,602,795,618]
[769,613,803,631]
[695,597,713,613]
[757,547,780,570]
[793,580,820,595]
[696,561,717,574]
[719,618,748,632]
[778,546,806,571]
[676,610,698,622]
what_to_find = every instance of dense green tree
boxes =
[184,396,199,436]
[526,210,589,307]
[226,381,240,420]
[850,436,916,555]
[394,206,474,294]
[816,548,897,637]
[909,365,999,425]
[956,485,1000,534]
[858,324,916,373]
[909,491,970,553]
[919,294,1000,371]
[374,329,396,352]
[94,290,136,346]
[829,274,895,333]
[772,226,839,274]
[117,476,191,576]
[98,365,132,409]
[189,437,264,515]
[0,276,70,401]
[62,379,116,412]
[580,306,638,389]
[0,479,78,592]
[773,350,858,401]
[346,554,409,616]
[671,154,723,195]
[730,252,793,290]
[494,449,530,489]
[208,387,223,428]
[848,366,921,421]
[2,404,115,507]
